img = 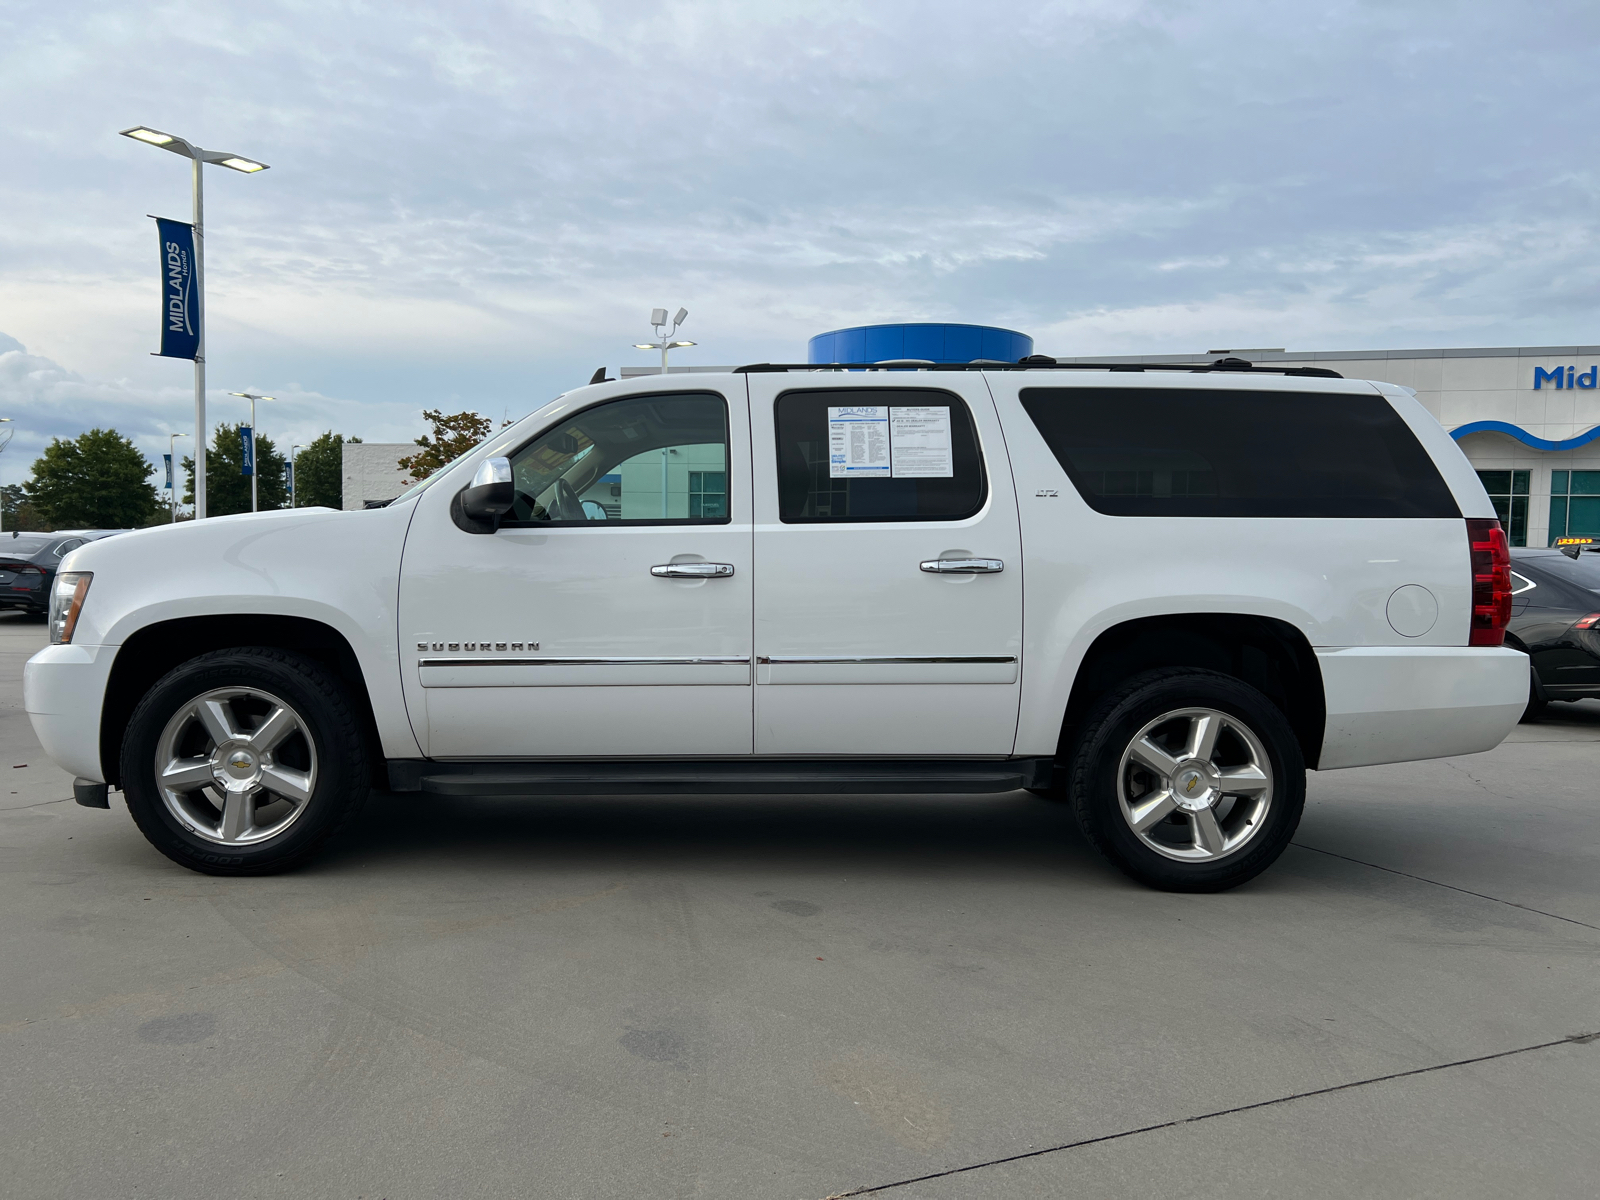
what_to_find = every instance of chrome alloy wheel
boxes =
[1115,707,1273,862]
[154,687,318,847]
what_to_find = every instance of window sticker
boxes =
[888,407,954,478]
[828,406,891,478]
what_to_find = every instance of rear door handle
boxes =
[651,562,735,578]
[920,558,1004,574]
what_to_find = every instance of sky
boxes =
[2,0,1598,487]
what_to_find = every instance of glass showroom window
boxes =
[1476,470,1529,546]
[688,471,727,518]
[1548,470,1600,545]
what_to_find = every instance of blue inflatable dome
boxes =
[808,323,1033,365]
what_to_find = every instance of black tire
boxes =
[121,648,370,876]
[1520,666,1547,724]
[1068,668,1305,892]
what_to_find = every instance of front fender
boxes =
[61,506,422,760]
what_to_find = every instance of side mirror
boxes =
[457,457,514,532]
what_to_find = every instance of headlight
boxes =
[50,572,91,645]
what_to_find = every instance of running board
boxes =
[385,757,1055,797]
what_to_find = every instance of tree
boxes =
[290,430,357,509]
[0,484,45,531]
[182,423,287,515]
[24,428,163,529]
[397,409,493,481]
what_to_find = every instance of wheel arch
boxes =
[99,615,385,788]
[1061,613,1326,768]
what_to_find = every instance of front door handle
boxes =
[920,558,1004,574]
[651,562,736,578]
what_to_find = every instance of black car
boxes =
[1506,545,1600,718]
[0,530,123,617]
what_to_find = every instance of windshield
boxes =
[387,471,441,506]
[1519,551,1600,590]
[0,535,54,555]
[385,416,537,507]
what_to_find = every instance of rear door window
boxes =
[1019,387,1460,519]
[774,388,986,522]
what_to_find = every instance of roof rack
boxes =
[733,355,1343,379]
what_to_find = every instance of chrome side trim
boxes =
[755,655,1017,665]
[419,656,751,668]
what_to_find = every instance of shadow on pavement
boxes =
[314,789,1115,882]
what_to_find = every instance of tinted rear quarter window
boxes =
[1020,387,1460,518]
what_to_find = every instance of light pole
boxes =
[227,392,274,512]
[633,307,695,375]
[0,418,13,534]
[290,445,304,508]
[168,432,188,524]
[119,125,268,520]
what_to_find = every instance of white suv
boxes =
[25,360,1526,891]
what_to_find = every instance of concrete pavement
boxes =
[1,610,1595,1198]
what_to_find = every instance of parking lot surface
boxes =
[2,611,1596,1199]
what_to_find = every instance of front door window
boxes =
[504,393,729,526]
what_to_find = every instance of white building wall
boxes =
[341,443,414,510]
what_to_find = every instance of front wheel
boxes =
[121,649,370,875]
[1069,668,1305,892]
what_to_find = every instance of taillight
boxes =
[1466,518,1511,646]
[1573,613,1600,631]
[9,565,43,592]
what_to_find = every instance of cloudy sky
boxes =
[2,0,1597,484]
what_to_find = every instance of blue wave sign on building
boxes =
[240,426,255,477]
[152,217,200,360]
[808,323,1033,365]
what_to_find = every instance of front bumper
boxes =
[24,644,114,783]
[1316,645,1526,770]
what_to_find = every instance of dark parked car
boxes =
[0,531,124,617]
[1507,545,1600,719]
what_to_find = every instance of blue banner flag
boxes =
[163,453,173,490]
[285,461,294,495]
[240,425,255,477]
[153,217,200,360]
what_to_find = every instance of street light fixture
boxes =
[226,392,274,512]
[633,307,695,374]
[119,125,270,520]
[167,432,188,524]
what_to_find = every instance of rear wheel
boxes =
[1520,664,1547,723]
[121,649,369,875]
[1069,668,1304,892]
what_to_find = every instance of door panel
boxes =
[748,376,1023,756]
[398,382,754,759]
